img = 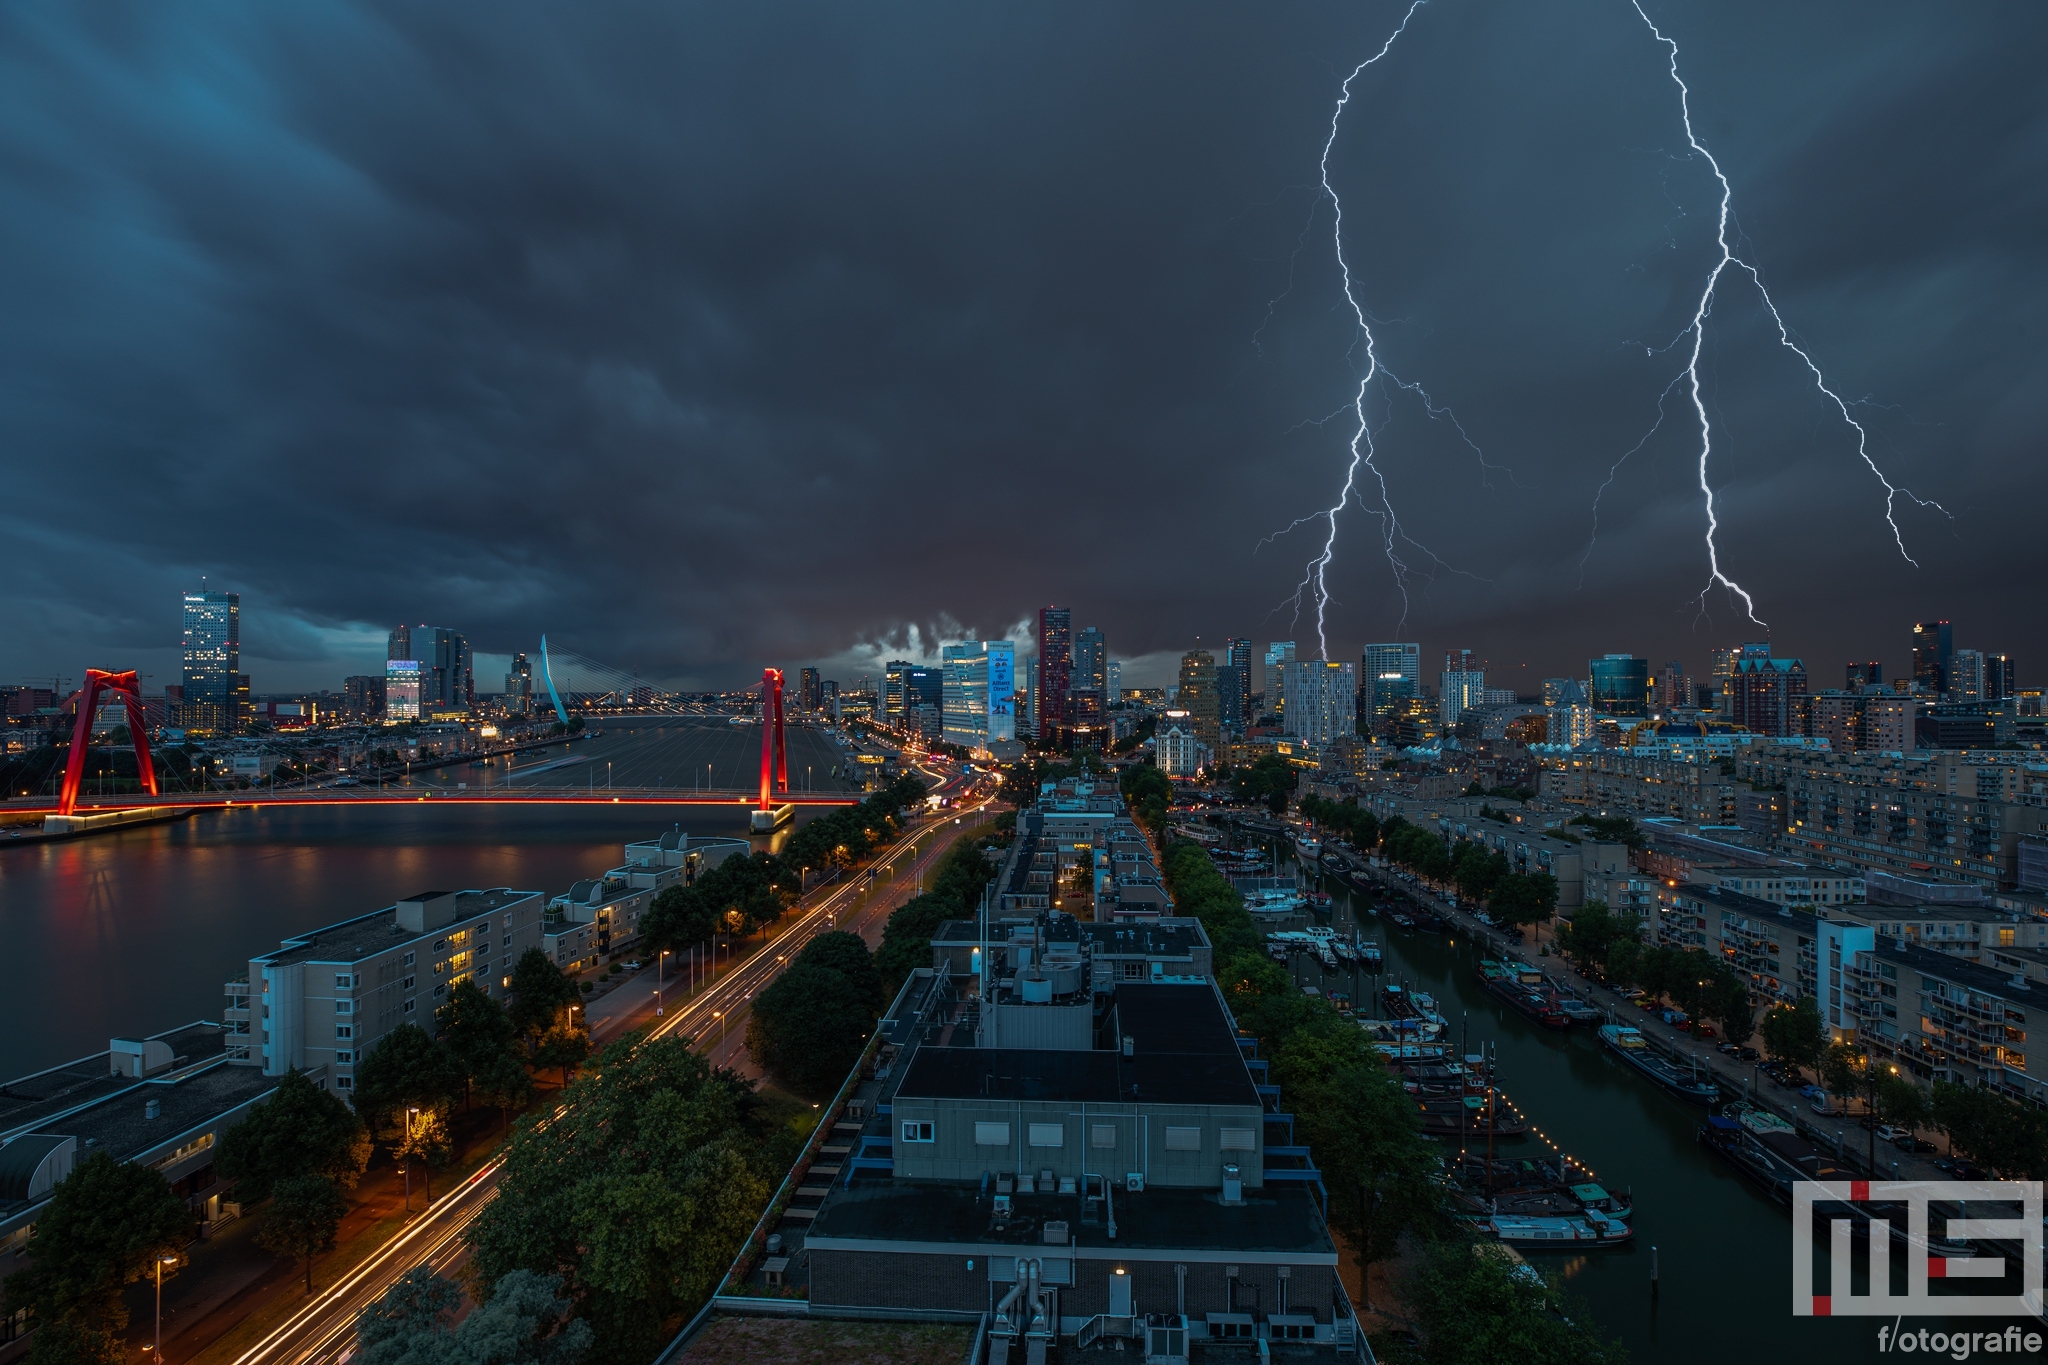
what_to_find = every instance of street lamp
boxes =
[404,1107,420,1212]
[155,1253,178,1364]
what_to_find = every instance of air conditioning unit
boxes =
[1126,1172,1145,1193]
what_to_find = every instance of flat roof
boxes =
[253,887,541,967]
[1672,882,1815,931]
[1875,939,2048,1003]
[0,1022,226,1141]
[894,984,1256,1108]
[806,1179,1333,1260]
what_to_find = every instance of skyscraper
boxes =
[1728,656,1810,736]
[1282,660,1358,745]
[1264,642,1296,717]
[883,660,912,728]
[1361,642,1419,734]
[1846,661,1882,690]
[1947,650,1986,704]
[1106,659,1122,700]
[180,589,240,733]
[941,640,1015,752]
[1221,638,1253,729]
[1071,627,1107,724]
[1441,649,1485,728]
[1037,606,1073,731]
[798,667,822,711]
[1986,653,2016,703]
[388,626,472,715]
[1588,654,1651,717]
[1912,620,1953,696]
[1178,650,1220,749]
[504,654,532,712]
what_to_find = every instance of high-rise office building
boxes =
[1846,661,1882,690]
[1912,620,1953,696]
[1070,627,1107,725]
[883,661,912,728]
[1282,660,1358,745]
[388,626,472,715]
[385,659,422,720]
[1361,642,1419,734]
[1659,660,1699,710]
[1441,649,1485,729]
[1264,642,1296,717]
[1588,654,1652,717]
[1947,650,1986,704]
[1986,654,2016,703]
[1106,660,1122,699]
[343,675,386,721]
[1178,650,1220,748]
[941,640,1016,752]
[503,654,532,713]
[1022,657,1039,737]
[180,590,241,734]
[1727,656,1810,736]
[798,667,822,711]
[1219,638,1252,729]
[1037,607,1073,731]
[1215,665,1244,734]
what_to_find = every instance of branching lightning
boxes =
[1274,0,1509,658]
[1627,0,1950,624]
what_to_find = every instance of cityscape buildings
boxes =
[1361,641,1419,736]
[386,626,471,719]
[1439,648,1484,729]
[1176,649,1220,749]
[1280,659,1358,745]
[1263,640,1295,717]
[940,639,1015,753]
[1035,606,1071,735]
[1913,619,1954,695]
[179,590,241,735]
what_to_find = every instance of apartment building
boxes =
[1738,746,2048,892]
[1837,939,2048,1105]
[1535,749,1740,825]
[1687,864,1866,909]
[544,830,749,974]
[1655,884,1823,1006]
[227,888,549,1089]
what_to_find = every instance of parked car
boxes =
[1798,1084,1826,1099]
[1935,1157,1986,1180]
[1875,1125,1910,1142]
[1735,1046,1762,1062]
[1894,1136,1936,1154]
[1695,1023,1717,1039]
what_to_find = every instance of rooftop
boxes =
[0,1022,225,1141]
[253,887,539,967]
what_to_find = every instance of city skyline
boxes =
[0,3,2040,692]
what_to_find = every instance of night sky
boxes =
[2,2,2041,696]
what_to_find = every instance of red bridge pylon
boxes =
[758,668,788,810]
[59,670,159,816]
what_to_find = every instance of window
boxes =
[901,1120,935,1143]
[335,1076,354,1091]
[1028,1123,1064,1148]
[2001,928,2017,947]
[974,1122,1011,1146]
[336,1051,353,1064]
[1091,1125,1117,1149]
[1164,1126,1202,1152]
[335,1026,353,1039]
[403,1000,417,1013]
[1219,1128,1257,1151]
[335,974,353,988]
[404,952,415,966]
[402,976,416,991]
[433,939,446,952]
[503,936,512,948]
[433,983,447,997]
[335,1000,353,1014]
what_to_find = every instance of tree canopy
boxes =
[3,1152,192,1346]
[747,961,875,1097]
[464,1039,768,1360]
[353,1023,463,1135]
[215,1067,371,1204]
[355,1267,593,1365]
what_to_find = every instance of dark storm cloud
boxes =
[0,1,2041,692]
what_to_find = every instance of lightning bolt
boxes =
[1629,0,1949,623]
[1275,0,1508,659]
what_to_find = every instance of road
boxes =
[227,761,995,1365]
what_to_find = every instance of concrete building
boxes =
[1264,642,1296,718]
[388,625,472,717]
[942,641,1017,754]
[1154,712,1205,778]
[1177,651,1220,750]
[1727,656,1809,737]
[1361,643,1419,736]
[178,590,241,735]
[1440,650,1484,730]
[1280,660,1357,747]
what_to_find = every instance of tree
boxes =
[794,931,886,1016]
[438,980,524,1112]
[356,1266,593,1365]
[1707,974,1755,1048]
[1876,1072,1931,1136]
[353,1024,462,1137]
[508,948,581,1047]
[1551,902,1637,978]
[532,1024,592,1088]
[256,1174,349,1293]
[474,1048,538,1132]
[3,1153,192,1346]
[1933,1080,2048,1177]
[215,1068,370,1205]
[1759,997,1827,1072]
[1406,1238,1625,1365]
[1488,872,1558,935]
[746,962,873,1097]
[465,1039,767,1361]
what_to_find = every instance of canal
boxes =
[0,720,856,1079]
[1287,859,1972,1365]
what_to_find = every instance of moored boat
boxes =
[1485,1210,1633,1250]
[1599,1024,1719,1104]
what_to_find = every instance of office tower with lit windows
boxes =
[1947,650,1986,704]
[387,625,472,715]
[1282,660,1358,745]
[941,640,1016,752]
[1440,649,1485,729]
[1037,606,1073,731]
[1986,654,2016,703]
[1264,642,1296,717]
[1912,620,1953,696]
[883,660,912,728]
[1178,650,1220,748]
[179,589,241,733]
[1361,642,1419,733]
[1728,655,1810,736]
[1219,638,1253,729]
[798,667,822,711]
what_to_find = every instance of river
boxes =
[0,720,854,1079]
[1287,856,1997,1365]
